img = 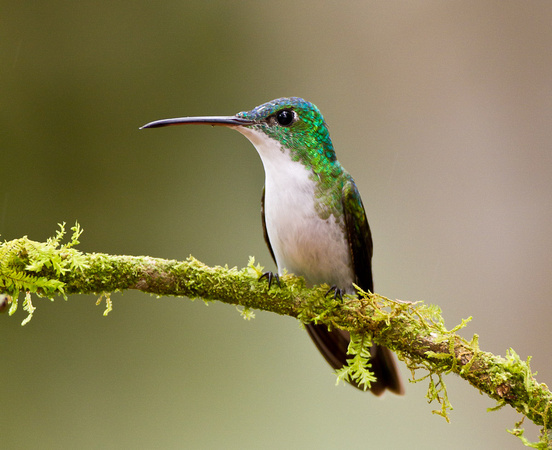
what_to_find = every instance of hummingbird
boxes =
[141,97,403,395]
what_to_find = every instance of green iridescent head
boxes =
[236,97,338,166]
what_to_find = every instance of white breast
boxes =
[237,127,354,290]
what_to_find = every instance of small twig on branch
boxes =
[1,224,551,448]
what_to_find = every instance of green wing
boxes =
[342,177,374,292]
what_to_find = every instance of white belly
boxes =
[265,185,354,290]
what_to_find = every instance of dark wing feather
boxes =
[341,179,374,293]
[261,187,277,265]
[341,178,403,395]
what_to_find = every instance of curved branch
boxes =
[1,231,551,447]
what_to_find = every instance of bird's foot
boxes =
[325,285,344,300]
[259,271,281,289]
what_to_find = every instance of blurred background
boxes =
[2,1,551,448]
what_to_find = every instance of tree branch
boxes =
[1,226,551,447]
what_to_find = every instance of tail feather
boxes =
[305,323,403,396]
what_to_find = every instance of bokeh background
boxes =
[2,2,551,449]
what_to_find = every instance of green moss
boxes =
[96,293,113,316]
[0,222,87,324]
[1,223,551,447]
[335,332,377,391]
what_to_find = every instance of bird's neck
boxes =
[237,127,345,221]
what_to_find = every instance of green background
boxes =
[2,1,552,448]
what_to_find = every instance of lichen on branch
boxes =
[1,224,551,448]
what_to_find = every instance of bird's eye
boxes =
[275,109,295,126]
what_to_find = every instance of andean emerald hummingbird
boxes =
[141,97,403,395]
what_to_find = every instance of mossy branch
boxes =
[1,225,551,448]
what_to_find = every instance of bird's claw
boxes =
[259,271,281,289]
[325,285,344,300]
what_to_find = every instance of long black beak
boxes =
[140,116,255,129]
